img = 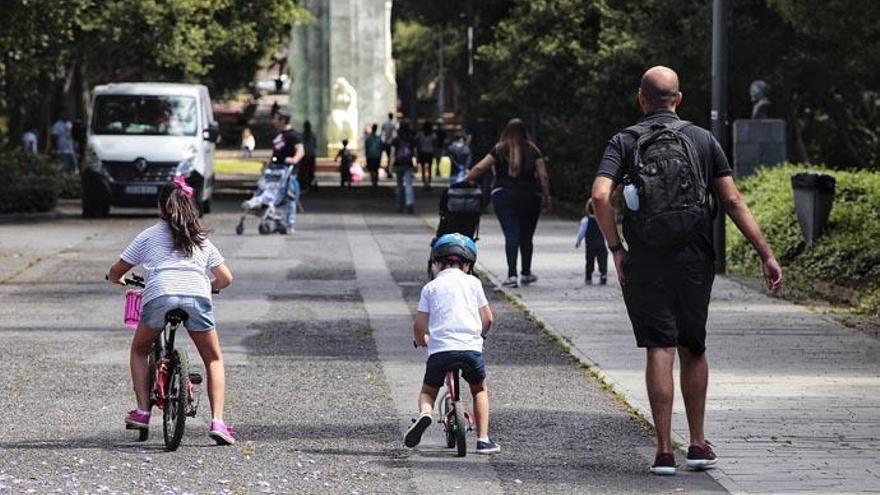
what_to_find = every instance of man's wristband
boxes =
[608,243,625,253]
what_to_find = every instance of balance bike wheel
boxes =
[454,403,467,457]
[443,396,456,448]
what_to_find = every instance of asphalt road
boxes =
[0,188,724,494]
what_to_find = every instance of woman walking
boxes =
[464,119,551,288]
[300,121,318,191]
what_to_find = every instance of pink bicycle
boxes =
[118,275,203,451]
[437,363,476,457]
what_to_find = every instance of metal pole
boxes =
[710,0,729,273]
[437,33,445,119]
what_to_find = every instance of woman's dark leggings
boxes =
[492,188,542,277]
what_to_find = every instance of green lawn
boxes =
[214,158,263,175]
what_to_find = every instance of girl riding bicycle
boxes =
[107,176,236,445]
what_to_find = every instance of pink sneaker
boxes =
[125,409,150,429]
[209,420,236,445]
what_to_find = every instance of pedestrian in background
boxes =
[240,127,255,158]
[51,110,77,173]
[575,199,607,285]
[300,121,318,191]
[591,65,783,475]
[416,121,436,191]
[381,112,397,168]
[433,118,447,177]
[21,125,38,155]
[334,139,354,188]
[364,123,384,187]
[464,118,552,288]
[391,121,417,213]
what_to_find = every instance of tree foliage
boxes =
[1,0,308,138]
[394,0,880,201]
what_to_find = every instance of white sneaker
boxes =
[501,276,519,288]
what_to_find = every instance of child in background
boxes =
[404,234,500,455]
[335,139,354,188]
[576,198,608,285]
[107,177,236,445]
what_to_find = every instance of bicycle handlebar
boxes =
[106,274,145,288]
[107,274,220,294]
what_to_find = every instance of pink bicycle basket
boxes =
[124,289,143,330]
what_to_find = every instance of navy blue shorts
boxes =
[423,351,486,389]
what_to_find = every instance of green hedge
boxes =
[727,164,880,315]
[0,149,65,213]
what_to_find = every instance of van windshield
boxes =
[91,95,198,136]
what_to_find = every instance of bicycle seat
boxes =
[444,361,475,374]
[164,309,189,326]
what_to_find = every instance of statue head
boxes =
[749,80,769,103]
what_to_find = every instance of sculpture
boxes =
[327,77,358,149]
[750,80,772,119]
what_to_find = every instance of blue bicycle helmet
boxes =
[432,233,477,263]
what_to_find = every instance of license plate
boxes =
[124,185,158,195]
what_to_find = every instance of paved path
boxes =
[0,188,724,493]
[467,206,880,494]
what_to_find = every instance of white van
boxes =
[82,83,219,217]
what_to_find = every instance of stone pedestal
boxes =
[732,119,787,178]
[290,0,396,156]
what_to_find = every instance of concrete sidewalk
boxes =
[465,210,880,494]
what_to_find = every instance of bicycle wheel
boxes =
[454,402,467,457]
[443,395,456,448]
[163,350,188,451]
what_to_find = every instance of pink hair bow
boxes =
[173,175,194,198]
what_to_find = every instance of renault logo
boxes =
[134,158,148,173]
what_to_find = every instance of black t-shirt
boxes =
[596,110,732,262]
[271,128,303,165]
[490,143,543,192]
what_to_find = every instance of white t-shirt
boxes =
[121,222,224,305]
[417,268,489,355]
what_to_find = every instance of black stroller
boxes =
[427,183,483,279]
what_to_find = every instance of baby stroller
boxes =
[427,182,483,279]
[235,164,299,235]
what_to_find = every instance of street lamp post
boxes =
[711,0,729,273]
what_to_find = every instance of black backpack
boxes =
[623,120,711,248]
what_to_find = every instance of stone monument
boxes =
[290,0,396,156]
[733,80,787,178]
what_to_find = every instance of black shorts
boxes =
[417,152,434,165]
[423,351,486,389]
[621,258,714,353]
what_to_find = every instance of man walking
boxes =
[591,66,783,475]
[270,110,305,234]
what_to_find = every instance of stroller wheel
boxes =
[235,222,244,236]
[258,222,272,235]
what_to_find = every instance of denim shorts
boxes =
[141,295,215,332]
[423,351,487,389]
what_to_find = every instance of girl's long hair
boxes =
[158,181,208,257]
[496,118,538,178]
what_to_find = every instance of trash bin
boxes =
[791,172,836,245]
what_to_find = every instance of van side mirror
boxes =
[203,122,220,143]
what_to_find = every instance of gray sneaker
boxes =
[521,273,538,285]
[501,276,519,288]
[476,438,501,454]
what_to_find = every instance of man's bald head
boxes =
[639,66,682,111]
